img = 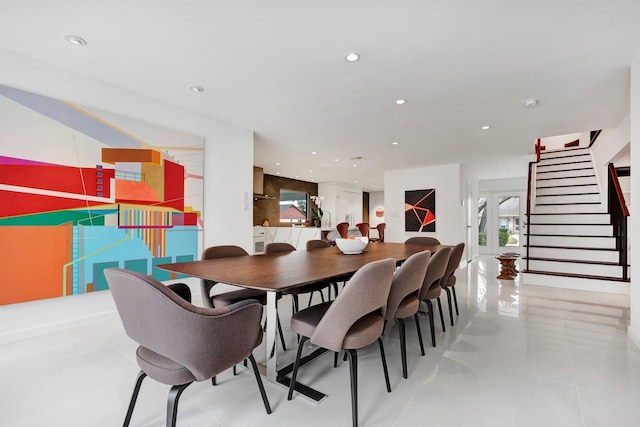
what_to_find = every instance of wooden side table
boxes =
[496,255,517,279]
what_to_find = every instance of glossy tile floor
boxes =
[1,256,638,427]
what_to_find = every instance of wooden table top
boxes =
[159,243,441,293]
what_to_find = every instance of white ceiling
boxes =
[1,1,639,191]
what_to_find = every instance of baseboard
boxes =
[521,272,630,295]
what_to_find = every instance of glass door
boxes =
[478,191,526,254]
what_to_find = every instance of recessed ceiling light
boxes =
[481,125,491,130]
[309,170,313,173]
[345,52,360,62]
[524,98,539,108]
[371,184,375,187]
[392,141,399,145]
[295,175,299,178]
[334,158,339,162]
[353,164,358,167]
[311,151,317,155]
[190,85,205,93]
[276,172,280,175]
[276,162,281,166]
[395,99,407,105]
[354,181,358,184]
[64,34,87,46]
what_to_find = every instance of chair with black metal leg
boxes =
[417,246,452,347]
[105,268,272,427]
[200,245,287,351]
[287,258,396,427]
[384,250,431,378]
[440,242,466,326]
[405,236,441,246]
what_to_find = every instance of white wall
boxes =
[590,117,631,204]
[540,132,590,150]
[384,163,464,245]
[0,47,254,253]
[369,191,385,227]
[629,50,640,348]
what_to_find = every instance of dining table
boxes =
[159,242,441,401]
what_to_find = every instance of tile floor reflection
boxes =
[1,256,638,426]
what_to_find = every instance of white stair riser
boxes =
[536,185,599,196]
[528,224,612,236]
[538,154,592,164]
[533,203,605,214]
[527,235,617,248]
[527,247,619,263]
[526,260,623,277]
[540,149,590,160]
[537,169,595,179]
[528,213,610,224]
[537,162,593,172]
[536,176,597,186]
[536,194,601,204]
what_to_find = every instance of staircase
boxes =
[522,146,630,294]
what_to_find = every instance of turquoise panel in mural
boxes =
[152,257,172,281]
[93,261,120,291]
[124,259,148,275]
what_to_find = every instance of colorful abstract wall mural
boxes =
[405,189,436,232]
[0,84,204,305]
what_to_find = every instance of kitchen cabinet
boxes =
[318,182,363,228]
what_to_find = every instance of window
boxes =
[279,190,308,223]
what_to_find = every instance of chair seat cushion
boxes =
[136,346,196,385]
[290,301,332,338]
[291,302,384,350]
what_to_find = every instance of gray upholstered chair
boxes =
[105,268,271,427]
[266,242,331,311]
[287,258,396,427]
[440,242,466,326]
[369,223,386,243]
[384,250,431,378]
[200,245,287,351]
[418,247,452,347]
[405,236,441,245]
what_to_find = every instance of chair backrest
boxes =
[376,223,386,242]
[405,236,441,246]
[306,239,331,250]
[385,250,431,320]
[310,258,395,351]
[265,242,296,253]
[355,222,369,238]
[336,222,349,238]
[441,242,465,287]
[418,247,452,301]
[105,268,263,382]
[201,245,249,308]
